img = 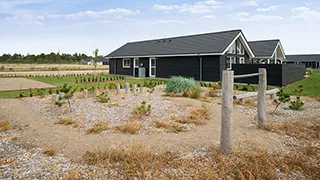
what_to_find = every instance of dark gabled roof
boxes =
[106,29,242,58]
[97,58,108,62]
[248,40,279,57]
[286,54,320,62]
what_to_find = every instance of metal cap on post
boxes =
[220,70,234,154]
[258,68,267,129]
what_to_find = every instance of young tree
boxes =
[93,48,99,76]
[56,84,77,112]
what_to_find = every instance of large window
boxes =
[237,41,245,55]
[134,58,139,68]
[122,58,130,68]
[226,56,236,69]
[227,42,236,54]
[239,57,245,64]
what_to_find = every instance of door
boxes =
[149,58,156,78]
[133,58,139,77]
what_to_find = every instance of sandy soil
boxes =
[0,70,108,77]
[0,64,109,71]
[0,78,57,92]
[0,95,284,160]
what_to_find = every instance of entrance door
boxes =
[133,58,139,77]
[149,58,156,78]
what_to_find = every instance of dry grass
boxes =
[64,169,78,180]
[154,121,171,129]
[0,121,10,132]
[56,118,74,125]
[243,99,257,107]
[43,149,55,156]
[265,118,320,141]
[87,122,110,134]
[200,96,212,102]
[107,103,121,108]
[116,123,141,134]
[154,121,187,133]
[208,89,219,97]
[174,105,210,125]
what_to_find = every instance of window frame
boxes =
[122,58,131,68]
[239,57,245,64]
[227,42,236,54]
[133,58,139,68]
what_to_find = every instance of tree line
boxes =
[0,53,98,64]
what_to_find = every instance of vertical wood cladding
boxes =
[232,64,305,86]
[202,55,221,81]
[111,58,133,76]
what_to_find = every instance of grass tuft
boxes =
[56,118,74,125]
[116,123,141,134]
[154,121,187,133]
[0,121,10,132]
[43,149,55,156]
[87,122,110,134]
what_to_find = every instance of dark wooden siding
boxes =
[232,64,305,86]
[156,56,201,80]
[202,56,221,81]
[109,59,115,74]
[109,58,133,76]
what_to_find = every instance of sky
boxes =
[0,0,319,56]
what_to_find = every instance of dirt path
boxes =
[0,98,284,160]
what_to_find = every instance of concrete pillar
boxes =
[52,94,58,103]
[133,84,137,93]
[116,84,121,94]
[258,68,267,129]
[239,99,245,105]
[220,70,234,154]
[105,90,110,97]
[94,90,99,97]
[140,87,144,94]
[125,82,130,94]
[59,92,65,98]
[83,90,88,99]
[270,93,276,100]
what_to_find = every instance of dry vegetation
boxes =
[56,118,74,125]
[154,121,187,133]
[0,121,11,132]
[116,123,141,134]
[43,149,56,157]
[80,117,320,179]
[87,122,110,134]
[173,105,210,125]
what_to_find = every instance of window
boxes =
[227,42,236,54]
[239,57,245,64]
[134,58,139,68]
[149,58,156,77]
[122,58,130,68]
[226,56,236,70]
[237,41,245,55]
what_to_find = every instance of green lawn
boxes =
[283,72,320,98]
[0,75,164,99]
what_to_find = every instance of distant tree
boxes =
[93,48,99,75]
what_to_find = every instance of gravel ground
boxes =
[22,88,195,134]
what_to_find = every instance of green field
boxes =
[283,73,320,98]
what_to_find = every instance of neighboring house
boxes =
[106,29,255,81]
[81,59,93,65]
[248,39,286,64]
[97,58,109,65]
[286,54,320,68]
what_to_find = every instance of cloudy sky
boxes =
[0,0,319,56]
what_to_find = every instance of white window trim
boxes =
[227,56,236,70]
[239,57,245,64]
[134,58,139,68]
[237,41,245,55]
[122,58,130,68]
[149,57,156,78]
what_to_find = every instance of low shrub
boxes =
[208,88,219,97]
[133,101,151,117]
[0,121,11,132]
[183,87,202,99]
[306,68,313,75]
[165,76,200,94]
[116,123,141,134]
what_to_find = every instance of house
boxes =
[97,58,109,65]
[106,29,305,86]
[106,29,255,81]
[248,39,286,64]
[286,54,320,68]
[81,59,93,65]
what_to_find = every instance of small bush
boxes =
[0,121,10,132]
[155,121,171,129]
[43,149,55,156]
[56,118,73,125]
[306,68,313,75]
[208,89,218,97]
[289,97,304,111]
[87,123,110,134]
[116,123,141,134]
[183,87,202,99]
[133,101,151,116]
[165,76,200,94]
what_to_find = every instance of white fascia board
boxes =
[222,32,255,58]
[271,42,286,59]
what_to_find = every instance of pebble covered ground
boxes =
[22,88,195,134]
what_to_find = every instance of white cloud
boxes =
[48,9,140,19]
[291,6,310,12]
[245,1,258,6]
[257,5,281,11]
[201,15,216,20]
[152,0,223,14]
[231,12,283,21]
[0,0,45,9]
[290,6,320,20]
[151,20,186,25]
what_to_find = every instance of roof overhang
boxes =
[106,52,224,59]
[222,32,255,58]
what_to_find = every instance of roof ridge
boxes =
[127,29,242,44]
[249,39,280,43]
[287,54,320,56]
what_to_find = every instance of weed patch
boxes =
[87,122,110,134]
[43,149,55,156]
[56,118,74,125]
[116,123,141,134]
[0,121,10,132]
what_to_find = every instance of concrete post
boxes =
[52,94,58,103]
[105,90,110,97]
[140,87,144,94]
[59,92,65,98]
[239,99,245,105]
[270,93,276,99]
[125,82,130,94]
[220,70,234,154]
[94,90,99,97]
[258,68,267,129]
[116,84,121,94]
[133,84,137,94]
[83,90,88,99]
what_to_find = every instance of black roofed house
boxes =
[286,54,320,68]
[106,29,255,81]
[248,39,286,64]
